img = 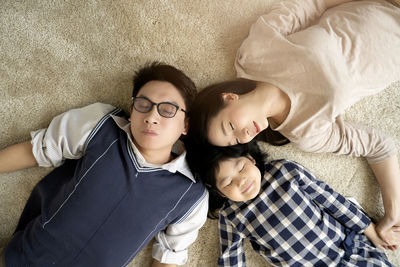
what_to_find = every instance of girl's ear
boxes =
[246,154,256,165]
[221,93,239,103]
[206,183,227,198]
[217,190,227,198]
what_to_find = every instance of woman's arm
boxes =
[0,141,38,173]
[370,155,400,246]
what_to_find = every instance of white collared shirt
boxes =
[30,102,208,265]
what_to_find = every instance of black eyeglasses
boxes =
[132,96,187,118]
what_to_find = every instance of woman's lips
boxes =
[253,121,260,133]
[242,182,254,194]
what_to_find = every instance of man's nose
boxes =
[144,106,160,124]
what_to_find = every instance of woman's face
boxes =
[215,156,262,202]
[207,93,269,146]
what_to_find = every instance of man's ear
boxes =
[128,105,133,121]
[221,93,239,103]
[182,117,189,135]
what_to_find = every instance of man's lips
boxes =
[242,182,254,194]
[142,129,158,136]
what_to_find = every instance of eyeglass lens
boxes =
[134,97,178,118]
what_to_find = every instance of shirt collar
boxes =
[110,115,195,182]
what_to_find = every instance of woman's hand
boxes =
[376,215,400,250]
[370,155,400,250]
[365,222,400,250]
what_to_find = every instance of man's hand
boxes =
[0,141,38,173]
[151,259,177,267]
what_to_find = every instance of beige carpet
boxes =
[0,0,399,266]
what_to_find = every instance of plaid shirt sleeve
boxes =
[218,213,246,267]
[288,161,371,234]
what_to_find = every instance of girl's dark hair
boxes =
[188,78,289,146]
[185,139,267,219]
[132,62,196,113]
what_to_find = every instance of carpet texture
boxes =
[0,0,399,266]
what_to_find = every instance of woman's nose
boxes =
[238,128,253,144]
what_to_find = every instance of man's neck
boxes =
[140,148,174,165]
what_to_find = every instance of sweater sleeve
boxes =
[30,103,116,167]
[152,191,208,265]
[257,0,327,37]
[235,0,327,83]
[295,116,397,164]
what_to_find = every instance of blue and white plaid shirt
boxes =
[218,160,392,267]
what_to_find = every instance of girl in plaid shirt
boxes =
[186,141,399,266]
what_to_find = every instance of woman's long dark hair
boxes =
[188,78,289,147]
[185,139,267,219]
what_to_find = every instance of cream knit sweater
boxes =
[235,0,400,163]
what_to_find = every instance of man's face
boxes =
[130,81,188,159]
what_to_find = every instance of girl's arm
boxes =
[289,161,372,233]
[296,118,400,243]
[218,214,246,267]
[0,141,37,173]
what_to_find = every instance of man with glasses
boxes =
[0,62,208,267]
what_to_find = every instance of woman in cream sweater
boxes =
[188,0,400,250]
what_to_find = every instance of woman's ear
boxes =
[221,93,239,103]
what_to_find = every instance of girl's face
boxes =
[207,93,269,146]
[215,156,262,202]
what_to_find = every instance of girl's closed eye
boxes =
[225,180,232,188]
[239,163,245,172]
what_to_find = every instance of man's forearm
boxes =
[0,141,38,173]
[151,259,177,267]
